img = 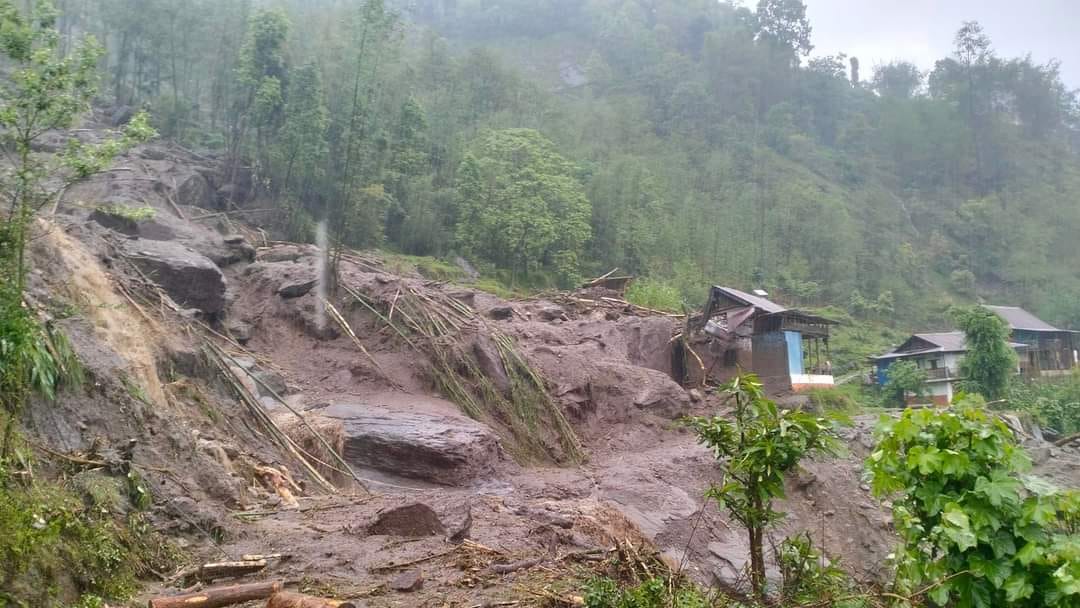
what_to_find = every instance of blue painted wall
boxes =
[875,360,893,386]
[784,331,803,376]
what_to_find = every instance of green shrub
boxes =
[881,360,927,406]
[0,432,177,607]
[868,397,1080,607]
[688,373,838,601]
[583,577,709,608]
[625,278,683,313]
[777,533,866,607]
[1008,374,1080,436]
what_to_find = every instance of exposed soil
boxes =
[18,132,1080,607]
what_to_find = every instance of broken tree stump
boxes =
[148,581,282,608]
[266,591,358,608]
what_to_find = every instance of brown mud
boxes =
[19,128,1080,607]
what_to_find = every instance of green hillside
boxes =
[60,0,1080,332]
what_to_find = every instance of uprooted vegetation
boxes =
[343,282,584,464]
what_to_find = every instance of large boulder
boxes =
[320,404,501,486]
[124,239,226,315]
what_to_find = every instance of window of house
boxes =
[724,348,738,367]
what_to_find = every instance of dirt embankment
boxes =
[22,132,1080,606]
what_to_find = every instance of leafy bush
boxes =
[0,301,83,423]
[625,278,683,313]
[688,373,838,601]
[583,577,709,608]
[882,360,927,406]
[776,533,865,607]
[867,398,1080,607]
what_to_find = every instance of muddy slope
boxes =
[21,134,1080,606]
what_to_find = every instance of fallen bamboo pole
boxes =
[322,298,401,390]
[147,581,282,608]
[181,559,267,584]
[204,343,339,494]
[215,344,370,495]
[341,284,417,349]
[266,592,357,608]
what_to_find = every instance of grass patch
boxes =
[471,278,533,300]
[805,384,862,413]
[120,375,150,406]
[809,306,905,375]
[0,425,180,607]
[381,252,466,282]
[625,278,684,313]
[93,204,156,222]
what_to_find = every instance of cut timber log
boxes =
[189,559,268,582]
[148,581,282,608]
[266,591,358,608]
[1054,432,1080,447]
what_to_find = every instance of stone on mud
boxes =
[321,404,500,485]
[124,239,226,314]
[278,277,318,298]
[226,319,253,345]
[487,305,515,320]
[391,570,424,592]
[472,335,511,395]
[367,503,446,537]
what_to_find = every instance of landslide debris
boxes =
[12,132,1077,606]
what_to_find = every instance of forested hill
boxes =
[58,0,1080,329]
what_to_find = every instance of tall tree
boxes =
[955,306,1018,399]
[454,129,591,286]
[872,61,923,98]
[231,8,290,197]
[0,0,153,424]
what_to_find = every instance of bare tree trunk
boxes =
[148,581,282,608]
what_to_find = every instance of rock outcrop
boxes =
[320,404,501,485]
[124,238,226,315]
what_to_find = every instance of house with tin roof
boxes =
[873,332,1027,405]
[679,286,836,392]
[983,306,1079,377]
[873,305,1077,405]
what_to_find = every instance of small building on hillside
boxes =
[873,332,1028,405]
[678,286,836,392]
[873,305,1076,405]
[983,306,1079,377]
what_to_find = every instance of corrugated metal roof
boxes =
[914,332,967,352]
[711,286,787,314]
[984,305,1059,332]
[873,331,1029,360]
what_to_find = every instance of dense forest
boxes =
[52,0,1080,329]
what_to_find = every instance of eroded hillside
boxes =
[9,127,1078,607]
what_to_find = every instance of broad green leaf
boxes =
[1003,572,1034,602]
[941,504,977,551]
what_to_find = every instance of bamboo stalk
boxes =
[212,344,370,495]
[321,298,401,390]
[341,285,417,349]
[205,344,338,494]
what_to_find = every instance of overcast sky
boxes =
[803,0,1080,89]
